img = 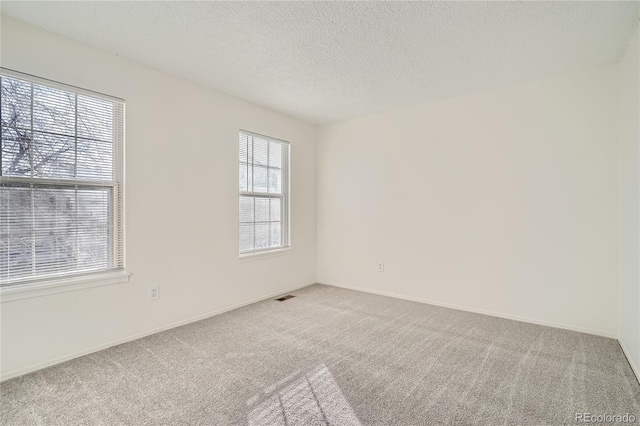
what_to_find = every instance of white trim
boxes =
[0,270,131,303]
[619,338,640,383]
[0,176,116,188]
[238,129,288,144]
[238,247,292,262]
[0,280,315,382]
[318,281,618,340]
[1,67,124,102]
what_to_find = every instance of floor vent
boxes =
[276,295,296,302]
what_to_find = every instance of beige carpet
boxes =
[1,284,639,425]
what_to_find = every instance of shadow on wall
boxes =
[247,363,361,425]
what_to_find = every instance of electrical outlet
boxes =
[148,285,159,301]
[377,262,384,272]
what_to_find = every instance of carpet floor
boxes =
[1,284,639,425]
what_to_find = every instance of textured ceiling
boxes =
[1,1,638,124]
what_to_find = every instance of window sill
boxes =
[0,270,132,303]
[238,247,292,262]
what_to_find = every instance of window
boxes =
[239,130,289,254]
[0,70,125,288]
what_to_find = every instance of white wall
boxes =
[317,66,620,337]
[0,16,317,379]
[618,24,640,377]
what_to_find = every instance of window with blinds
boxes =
[239,130,289,254]
[0,70,125,287]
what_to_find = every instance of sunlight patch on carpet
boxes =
[247,363,361,426]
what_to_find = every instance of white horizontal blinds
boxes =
[0,72,125,286]
[239,130,289,253]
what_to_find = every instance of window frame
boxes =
[0,68,129,300]
[238,130,291,257]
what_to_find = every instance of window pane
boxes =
[239,223,254,252]
[77,189,109,229]
[270,198,281,221]
[240,163,254,192]
[255,197,269,222]
[33,187,76,230]
[77,95,112,141]
[1,127,32,176]
[239,196,254,222]
[32,132,75,178]
[79,188,111,269]
[268,168,281,194]
[0,185,33,281]
[34,230,73,275]
[33,84,75,136]
[2,185,32,232]
[0,234,32,281]
[253,137,268,166]
[253,165,268,193]
[78,228,109,270]
[255,223,268,249]
[270,222,282,247]
[239,164,249,192]
[32,188,76,275]
[1,76,31,129]
[77,138,113,180]
[269,142,282,168]
[239,133,251,163]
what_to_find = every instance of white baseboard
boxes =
[318,281,618,340]
[4,280,629,383]
[0,280,315,382]
[619,338,640,383]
